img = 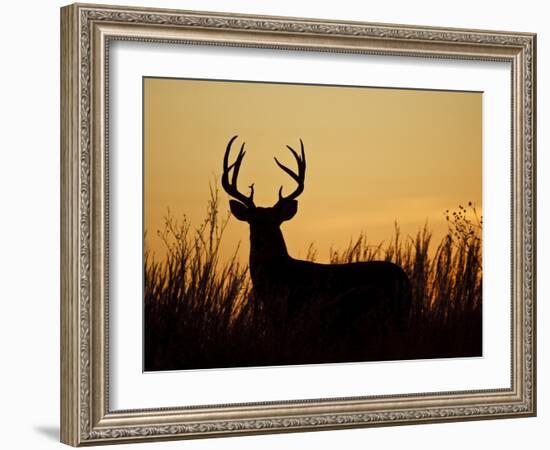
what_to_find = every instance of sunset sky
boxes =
[143,77,481,265]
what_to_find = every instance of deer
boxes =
[222,135,411,346]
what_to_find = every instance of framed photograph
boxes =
[60,3,536,446]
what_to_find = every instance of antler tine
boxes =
[231,143,246,188]
[274,157,299,182]
[275,139,306,203]
[221,135,255,208]
[299,138,306,172]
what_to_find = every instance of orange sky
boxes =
[144,77,481,264]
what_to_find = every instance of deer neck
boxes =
[248,225,290,283]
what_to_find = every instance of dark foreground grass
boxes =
[144,189,482,371]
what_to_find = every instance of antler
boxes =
[222,135,255,208]
[274,139,306,203]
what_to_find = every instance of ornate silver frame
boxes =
[60,3,536,446]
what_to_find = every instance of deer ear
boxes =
[229,200,250,221]
[277,200,298,222]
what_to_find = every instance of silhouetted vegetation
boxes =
[144,189,482,371]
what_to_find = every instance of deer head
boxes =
[222,135,306,259]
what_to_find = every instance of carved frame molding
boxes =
[61,3,536,446]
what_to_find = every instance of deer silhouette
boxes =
[222,135,410,340]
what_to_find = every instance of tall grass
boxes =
[144,189,482,371]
